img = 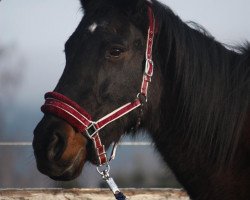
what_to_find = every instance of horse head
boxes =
[33,0,161,181]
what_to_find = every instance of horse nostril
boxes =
[47,131,66,161]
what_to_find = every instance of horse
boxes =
[33,0,250,199]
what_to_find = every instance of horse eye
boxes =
[109,47,124,57]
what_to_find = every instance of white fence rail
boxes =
[0,142,152,146]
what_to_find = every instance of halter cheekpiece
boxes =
[41,4,156,200]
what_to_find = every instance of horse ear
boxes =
[79,0,89,9]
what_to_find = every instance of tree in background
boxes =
[0,42,24,188]
[0,43,24,133]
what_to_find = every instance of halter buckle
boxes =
[86,123,98,138]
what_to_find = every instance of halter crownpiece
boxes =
[41,4,156,200]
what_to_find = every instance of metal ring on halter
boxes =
[96,163,110,175]
[137,93,148,103]
[85,123,98,138]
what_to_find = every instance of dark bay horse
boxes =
[33,0,250,199]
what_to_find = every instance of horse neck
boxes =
[149,6,250,168]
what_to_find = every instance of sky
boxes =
[1,0,250,110]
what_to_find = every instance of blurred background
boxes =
[0,0,249,188]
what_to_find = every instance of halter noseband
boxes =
[41,4,156,199]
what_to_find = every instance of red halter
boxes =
[41,5,156,166]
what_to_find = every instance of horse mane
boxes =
[151,0,250,167]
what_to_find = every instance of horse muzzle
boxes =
[33,114,87,181]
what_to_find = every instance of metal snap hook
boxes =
[96,163,110,176]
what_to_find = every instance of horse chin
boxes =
[35,146,86,181]
[49,165,83,181]
[48,148,86,181]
